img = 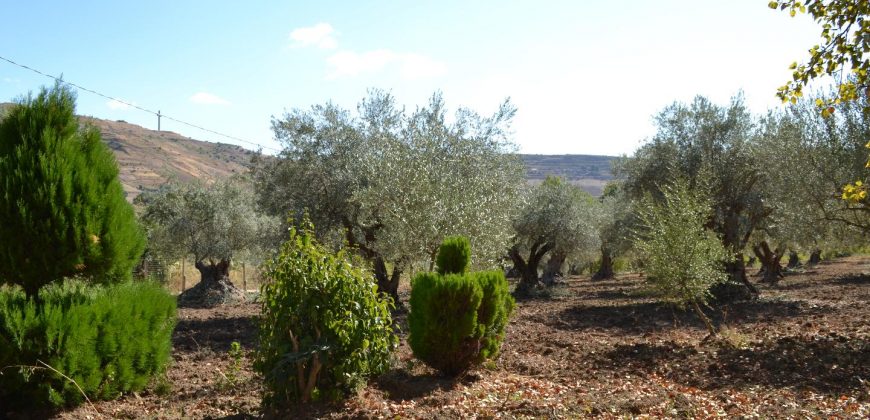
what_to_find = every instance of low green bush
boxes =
[409,237,514,377]
[255,221,397,407]
[0,281,176,408]
[436,235,471,275]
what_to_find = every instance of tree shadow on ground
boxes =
[600,335,870,397]
[764,272,870,292]
[548,299,832,333]
[833,273,870,285]
[173,315,258,354]
[584,289,632,300]
[373,369,459,402]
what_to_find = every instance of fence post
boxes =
[242,262,247,292]
[181,258,186,294]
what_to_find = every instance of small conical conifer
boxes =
[0,83,145,297]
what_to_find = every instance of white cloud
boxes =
[106,99,133,110]
[289,23,338,49]
[326,50,447,80]
[2,77,20,84]
[189,92,230,106]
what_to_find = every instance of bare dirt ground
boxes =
[43,256,870,418]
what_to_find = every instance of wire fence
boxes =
[136,256,263,295]
[0,54,280,153]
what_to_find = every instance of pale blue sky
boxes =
[0,1,822,156]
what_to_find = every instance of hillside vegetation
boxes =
[81,117,254,201]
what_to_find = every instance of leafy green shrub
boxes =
[255,221,397,407]
[636,180,730,335]
[474,271,515,361]
[0,281,176,408]
[436,235,471,275]
[0,83,145,297]
[409,237,514,377]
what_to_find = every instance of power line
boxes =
[0,54,280,153]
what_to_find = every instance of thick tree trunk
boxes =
[713,254,758,302]
[509,242,552,296]
[752,241,785,284]
[542,251,566,286]
[808,249,822,265]
[374,256,401,305]
[593,248,615,280]
[719,212,759,300]
[787,251,800,268]
[179,259,245,307]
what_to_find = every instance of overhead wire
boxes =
[0,54,280,153]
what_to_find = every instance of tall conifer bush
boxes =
[409,236,514,376]
[0,83,144,297]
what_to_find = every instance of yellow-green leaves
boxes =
[772,0,869,117]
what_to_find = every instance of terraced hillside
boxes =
[81,117,254,201]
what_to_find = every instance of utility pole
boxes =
[157,110,162,131]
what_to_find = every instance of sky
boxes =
[0,1,824,156]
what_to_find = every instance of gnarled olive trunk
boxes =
[752,241,785,284]
[787,251,800,268]
[509,241,553,296]
[723,254,758,297]
[179,258,245,307]
[196,259,231,284]
[808,249,822,265]
[342,218,401,304]
[542,251,566,286]
[720,210,759,299]
[593,248,615,280]
[373,256,401,305]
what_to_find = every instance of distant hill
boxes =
[80,117,254,200]
[520,154,617,196]
[1,103,616,198]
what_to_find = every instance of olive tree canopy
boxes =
[137,178,278,305]
[508,176,600,296]
[254,90,524,301]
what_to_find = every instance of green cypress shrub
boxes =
[255,220,397,407]
[409,237,514,377]
[473,271,515,361]
[435,235,471,275]
[0,281,176,408]
[0,83,145,297]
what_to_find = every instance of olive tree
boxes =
[254,90,523,302]
[636,180,730,337]
[592,182,637,279]
[750,90,869,271]
[509,176,600,296]
[137,178,278,305]
[770,1,870,211]
[618,95,767,298]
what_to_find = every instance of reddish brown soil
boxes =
[46,257,870,418]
